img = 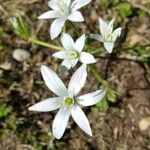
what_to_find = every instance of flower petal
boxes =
[70,58,78,67]
[72,0,91,11]
[52,51,67,59]
[28,97,62,112]
[89,34,103,42]
[38,10,59,19]
[68,64,87,96]
[52,106,70,139]
[61,58,78,70]
[71,104,92,136]
[41,65,68,96]
[63,0,71,7]
[74,34,85,53]
[77,89,106,106]
[108,19,115,32]
[50,19,65,40]
[47,1,59,11]
[61,59,72,70]
[68,11,84,22]
[79,52,96,64]
[99,18,111,38]
[61,33,74,51]
[112,27,122,42]
[104,42,114,53]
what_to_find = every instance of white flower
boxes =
[90,18,122,53]
[38,0,91,40]
[28,64,106,139]
[52,33,96,70]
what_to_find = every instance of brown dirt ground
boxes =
[0,0,150,150]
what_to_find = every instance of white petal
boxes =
[61,58,78,70]
[52,51,67,59]
[77,89,106,106]
[112,27,122,42]
[108,19,115,32]
[47,1,59,11]
[70,58,78,67]
[74,34,85,53]
[61,59,72,70]
[50,19,65,40]
[41,65,68,96]
[52,106,70,139]
[61,33,74,51]
[68,64,87,96]
[99,18,112,38]
[79,52,96,64]
[67,11,84,22]
[63,0,71,7]
[38,11,59,19]
[72,0,91,11]
[104,42,114,53]
[71,105,92,136]
[89,34,103,42]
[28,97,62,112]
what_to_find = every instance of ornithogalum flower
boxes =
[90,18,122,53]
[38,0,91,39]
[28,65,106,139]
[52,33,96,70]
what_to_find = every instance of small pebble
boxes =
[139,117,150,131]
[13,49,31,62]
[0,62,12,70]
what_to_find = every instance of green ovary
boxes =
[67,50,79,59]
[63,97,74,106]
[105,34,113,42]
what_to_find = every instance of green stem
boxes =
[115,44,150,51]
[28,37,63,51]
[88,65,108,87]
[63,24,66,33]
[70,22,80,36]
[88,65,116,102]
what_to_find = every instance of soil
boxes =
[0,0,150,150]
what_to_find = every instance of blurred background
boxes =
[0,0,150,149]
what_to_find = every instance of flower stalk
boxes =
[28,37,63,51]
[88,65,116,102]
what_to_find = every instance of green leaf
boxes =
[96,98,109,112]
[117,2,132,18]
[9,16,30,40]
[0,103,12,117]
[100,0,109,8]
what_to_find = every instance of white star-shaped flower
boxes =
[28,64,106,139]
[38,0,91,39]
[90,18,122,53]
[52,33,96,70]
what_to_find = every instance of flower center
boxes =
[63,97,74,106]
[67,50,79,59]
[105,33,113,42]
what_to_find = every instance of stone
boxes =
[13,49,31,62]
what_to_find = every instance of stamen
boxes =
[105,34,113,42]
[63,97,74,106]
[67,50,79,59]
